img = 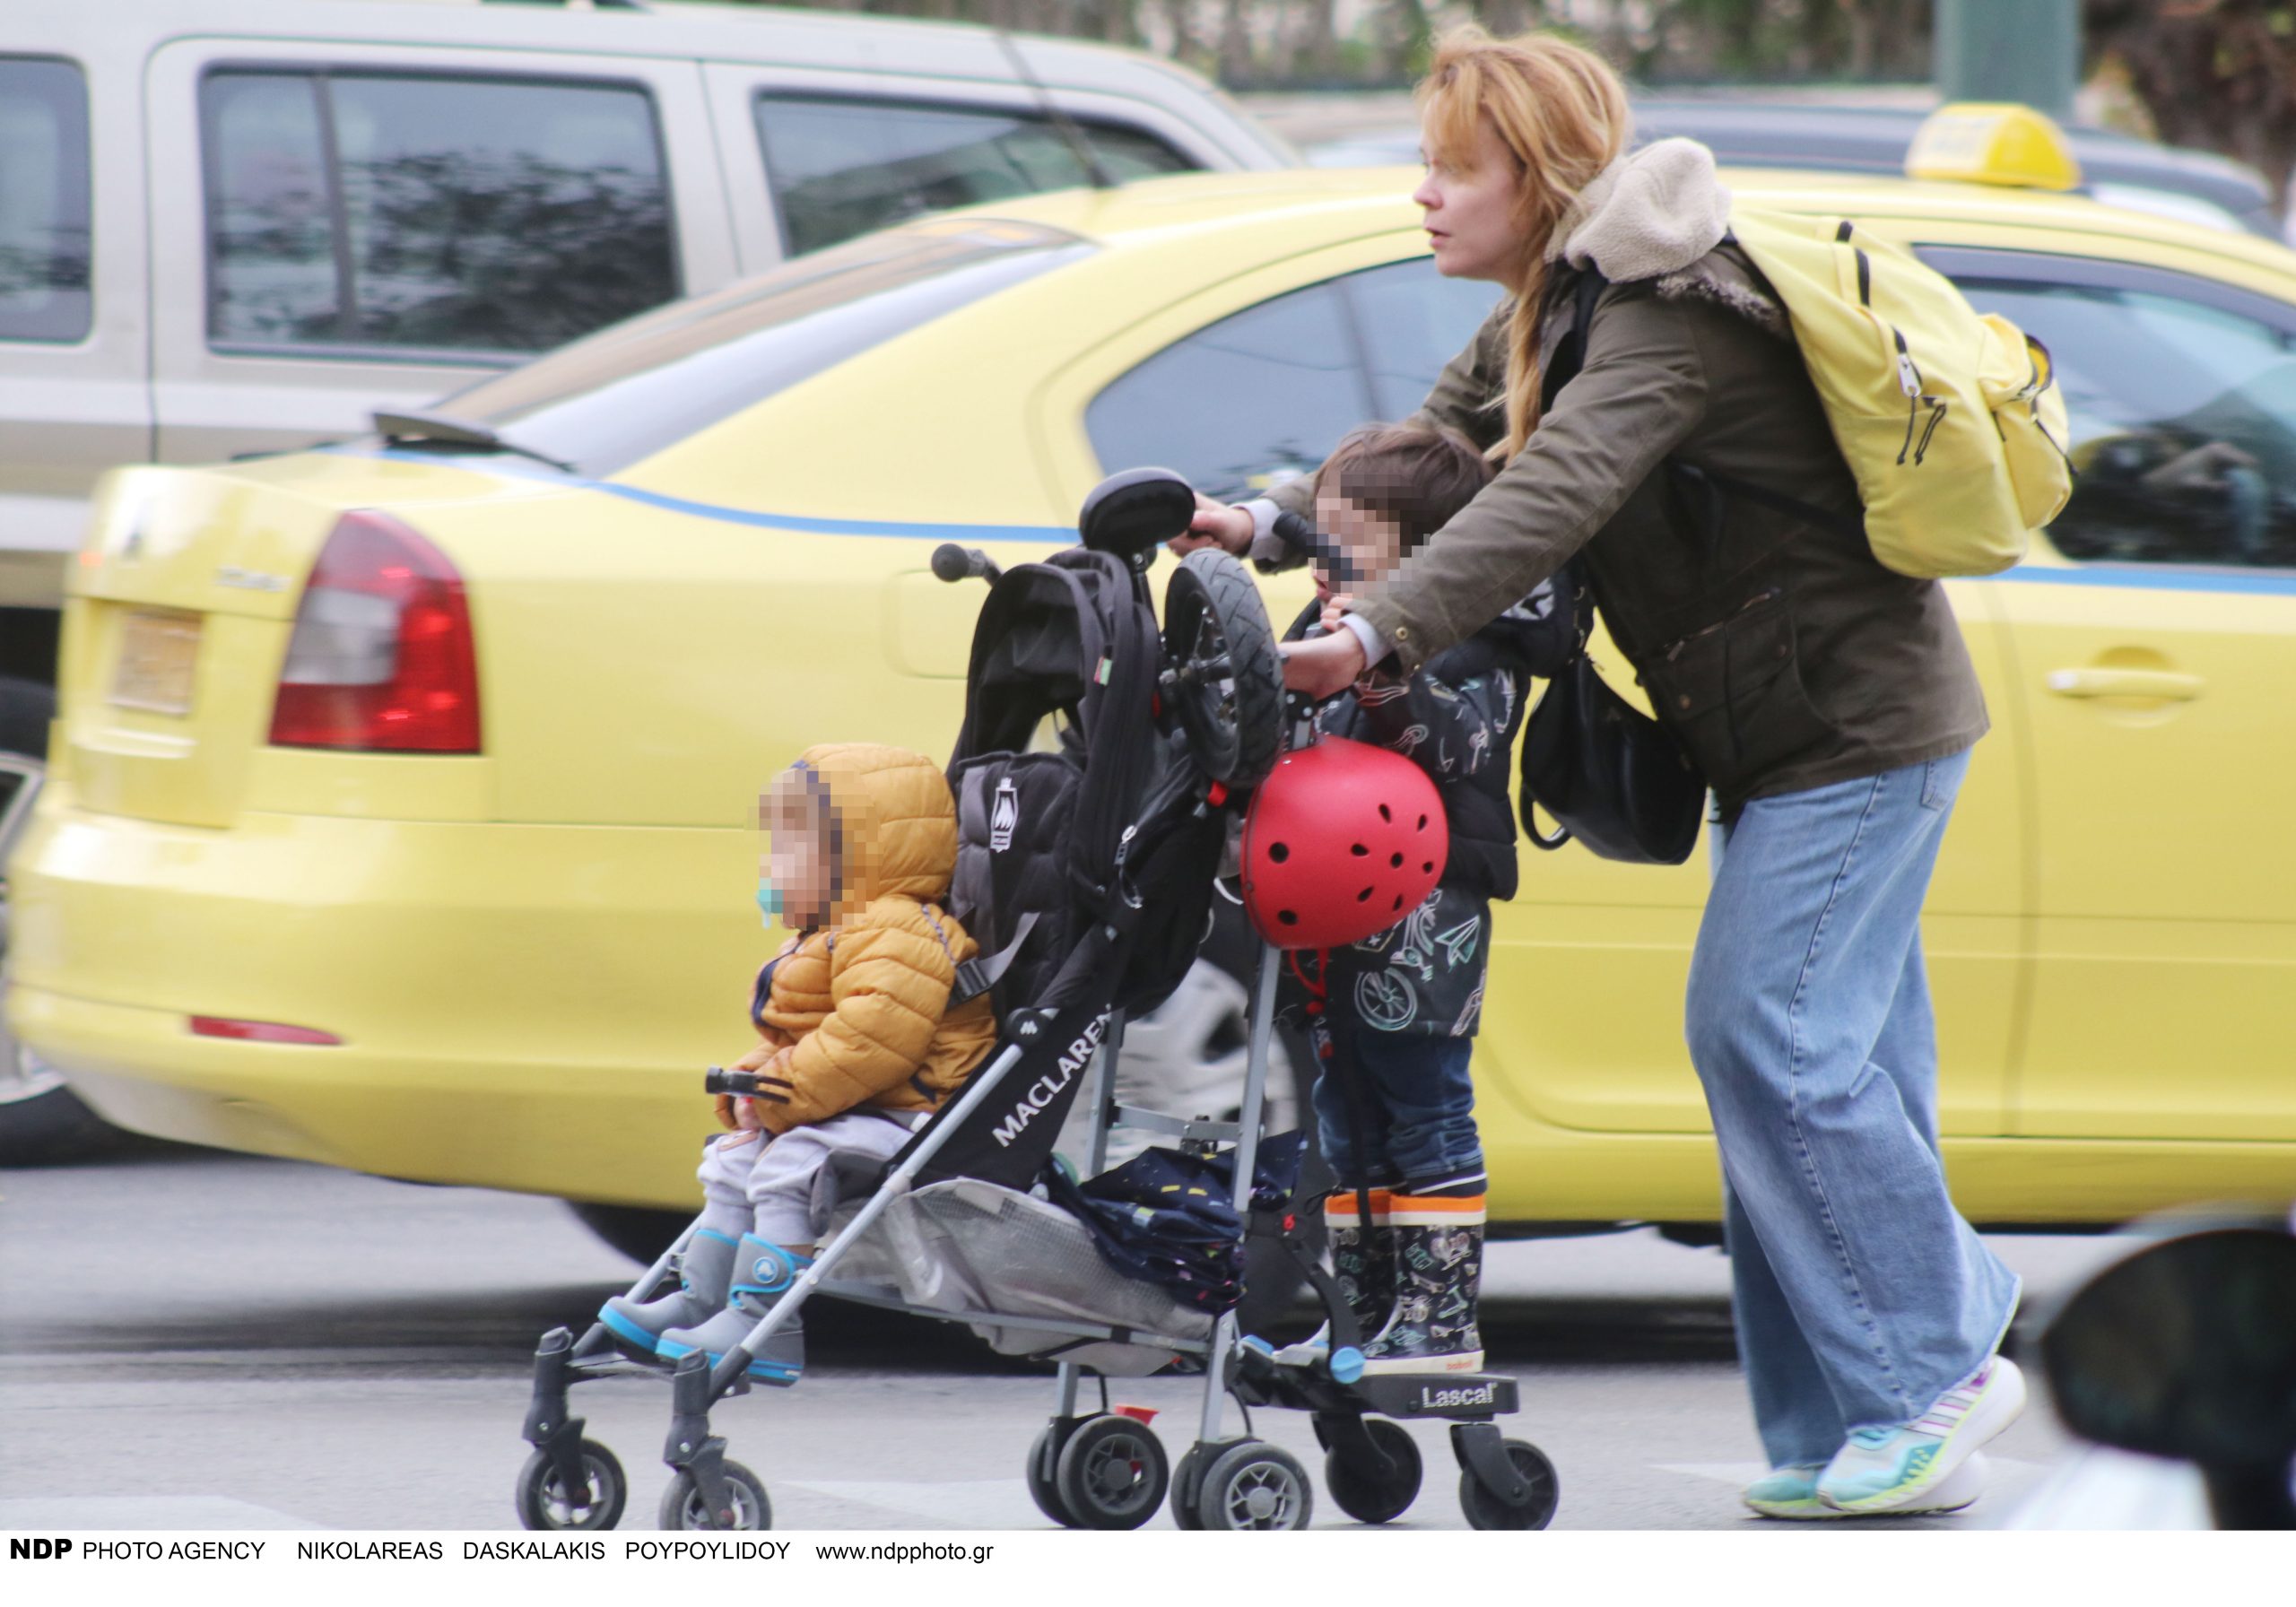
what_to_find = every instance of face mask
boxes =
[756,884,782,927]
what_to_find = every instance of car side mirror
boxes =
[2040,1222,2296,1529]
[1078,467,1196,564]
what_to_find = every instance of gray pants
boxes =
[696,1108,921,1245]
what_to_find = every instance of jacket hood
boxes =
[782,743,958,917]
[1550,138,1731,282]
[1546,139,1789,343]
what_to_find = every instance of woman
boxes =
[1177,29,2022,1519]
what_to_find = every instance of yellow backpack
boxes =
[1726,206,2073,578]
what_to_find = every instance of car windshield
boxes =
[424,218,1092,476]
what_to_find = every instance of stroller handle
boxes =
[932,543,1001,585]
[704,1065,761,1097]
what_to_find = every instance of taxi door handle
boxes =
[2045,667,2205,701]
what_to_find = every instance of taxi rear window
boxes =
[431,219,1091,475]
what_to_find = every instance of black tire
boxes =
[1025,1423,1079,1528]
[0,675,53,760]
[0,1076,120,1168]
[565,1201,687,1264]
[514,1440,627,1531]
[1457,1439,1559,1531]
[658,1460,771,1531]
[1169,1443,1207,1530]
[1163,550,1282,788]
[1195,1439,1314,1532]
[1323,1419,1422,1525]
[1052,1413,1169,1531]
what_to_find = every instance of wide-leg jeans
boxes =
[1687,749,2020,1469]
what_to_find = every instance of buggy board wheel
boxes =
[514,1440,627,1531]
[1170,1444,1206,1530]
[1196,1439,1314,1532]
[658,1460,772,1531]
[1025,1422,1081,1528]
[1163,549,1283,788]
[1457,1439,1559,1531]
[1323,1419,1422,1525]
[1053,1413,1170,1531]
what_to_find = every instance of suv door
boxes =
[1051,239,2027,1165]
[0,52,146,614]
[144,38,736,469]
[1930,245,2296,1142]
[704,64,1209,273]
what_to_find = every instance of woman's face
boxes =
[1412,109,1529,287]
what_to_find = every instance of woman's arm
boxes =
[1349,284,1709,673]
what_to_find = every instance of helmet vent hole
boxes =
[1268,842,1290,864]
[1389,852,1404,869]
[1417,813,1429,830]
[1392,894,1404,912]
[1356,887,1372,902]
[1423,861,1435,873]
[1378,803,1392,823]
[1278,909,1299,925]
[1350,843,1369,857]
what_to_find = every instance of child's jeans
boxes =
[1310,1022,1484,1195]
[696,1108,922,1244]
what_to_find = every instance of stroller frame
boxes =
[517,935,1555,1531]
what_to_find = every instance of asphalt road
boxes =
[0,1145,2123,1531]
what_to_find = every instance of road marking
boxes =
[0,1496,324,1530]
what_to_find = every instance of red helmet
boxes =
[1240,737,1448,950]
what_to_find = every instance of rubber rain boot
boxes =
[599,1226,740,1358]
[1357,1194,1483,1376]
[1274,1188,1395,1367]
[657,1235,811,1383]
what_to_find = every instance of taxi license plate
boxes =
[111,611,203,717]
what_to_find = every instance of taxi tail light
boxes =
[268,511,481,752]
[188,1016,342,1046]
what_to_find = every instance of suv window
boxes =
[1933,249,2296,569]
[755,93,1195,258]
[202,69,676,359]
[0,56,92,343]
[431,218,1091,475]
[1085,256,1500,499]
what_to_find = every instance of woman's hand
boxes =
[1166,492,1254,559]
[1280,629,1369,699]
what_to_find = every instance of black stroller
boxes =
[510,469,1557,1532]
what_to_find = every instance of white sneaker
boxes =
[1818,1356,2026,1514]
[1744,1453,1991,1519]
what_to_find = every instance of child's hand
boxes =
[1281,630,1369,699]
[1319,594,1356,634]
[1167,493,1253,559]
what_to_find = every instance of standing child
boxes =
[598,743,996,1380]
[1265,422,1551,1377]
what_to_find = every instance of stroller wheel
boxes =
[658,1460,772,1531]
[513,1440,627,1531]
[1169,1444,1206,1530]
[1164,550,1283,788]
[1195,1440,1314,1532]
[1025,1423,1080,1528]
[1052,1413,1170,1531]
[1457,1439,1559,1531]
[1323,1419,1423,1525]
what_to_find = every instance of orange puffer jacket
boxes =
[735,743,997,1136]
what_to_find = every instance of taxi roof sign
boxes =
[1906,102,2083,192]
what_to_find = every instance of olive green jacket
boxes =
[1271,183,1988,812]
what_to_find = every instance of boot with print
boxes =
[1357,1194,1484,1376]
[1274,1189,1396,1367]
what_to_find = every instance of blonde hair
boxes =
[1414,28,1630,461]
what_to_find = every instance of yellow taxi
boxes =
[12,111,2296,1238]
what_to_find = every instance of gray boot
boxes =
[599,1227,740,1358]
[658,1235,809,1382]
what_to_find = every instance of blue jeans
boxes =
[1310,1022,1483,1194]
[1687,751,2020,1469]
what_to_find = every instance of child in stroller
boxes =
[596,743,997,1380]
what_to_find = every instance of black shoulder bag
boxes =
[1517,269,1707,866]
